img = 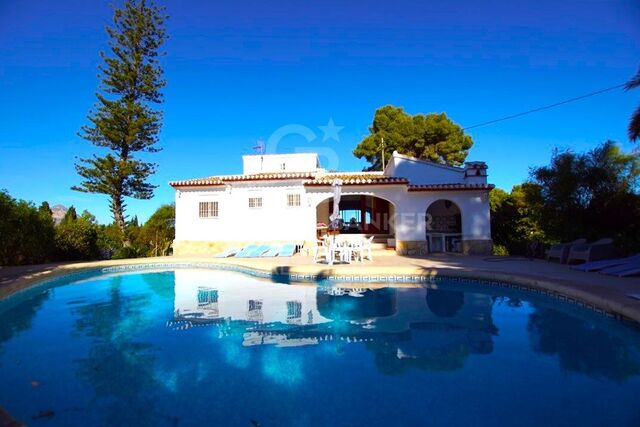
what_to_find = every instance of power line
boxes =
[463,83,626,131]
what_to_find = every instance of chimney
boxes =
[463,161,488,183]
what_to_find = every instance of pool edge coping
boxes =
[2,257,639,325]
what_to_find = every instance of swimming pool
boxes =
[1,268,639,426]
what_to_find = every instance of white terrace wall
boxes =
[174,181,317,255]
[242,153,320,174]
[384,153,468,185]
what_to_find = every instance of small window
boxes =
[280,162,286,170]
[248,197,263,208]
[199,201,219,218]
[287,193,301,207]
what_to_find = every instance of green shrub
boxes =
[492,244,509,256]
[0,190,56,265]
[54,209,99,261]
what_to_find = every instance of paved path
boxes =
[1,253,639,323]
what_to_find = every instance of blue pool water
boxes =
[1,269,640,426]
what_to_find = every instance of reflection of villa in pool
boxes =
[170,270,498,366]
[171,270,329,327]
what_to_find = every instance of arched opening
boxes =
[426,199,462,253]
[316,195,395,239]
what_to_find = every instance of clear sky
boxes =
[1,0,639,223]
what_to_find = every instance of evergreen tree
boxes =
[353,105,473,170]
[38,201,53,217]
[61,206,78,225]
[74,0,168,233]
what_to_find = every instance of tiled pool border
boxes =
[2,261,633,324]
[102,262,622,321]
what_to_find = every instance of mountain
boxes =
[51,204,67,225]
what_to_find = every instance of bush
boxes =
[138,204,175,256]
[492,244,509,256]
[0,190,56,265]
[490,184,547,256]
[55,214,100,261]
[0,190,176,265]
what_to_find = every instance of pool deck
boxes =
[1,253,639,323]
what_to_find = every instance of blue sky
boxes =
[1,0,638,223]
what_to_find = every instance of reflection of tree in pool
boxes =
[0,290,49,359]
[364,289,496,376]
[367,331,470,375]
[426,288,464,317]
[527,307,640,382]
[141,271,175,301]
[72,276,162,425]
[316,288,397,320]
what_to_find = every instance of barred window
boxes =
[199,201,219,218]
[248,197,262,208]
[287,193,301,207]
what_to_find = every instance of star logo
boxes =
[318,118,344,142]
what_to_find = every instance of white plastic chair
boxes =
[363,236,375,261]
[313,239,330,263]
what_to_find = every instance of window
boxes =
[286,300,302,324]
[197,288,218,306]
[199,201,219,218]
[280,162,286,170]
[248,197,262,208]
[287,193,301,207]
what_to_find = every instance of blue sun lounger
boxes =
[235,244,258,258]
[572,253,640,272]
[599,260,640,277]
[237,245,270,258]
[260,245,283,257]
[278,244,296,257]
[214,247,241,258]
[250,245,271,257]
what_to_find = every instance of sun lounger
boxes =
[260,245,283,257]
[572,253,640,272]
[278,244,296,257]
[599,260,640,277]
[213,247,241,258]
[546,238,586,263]
[235,244,258,258]
[567,238,615,264]
[246,245,270,257]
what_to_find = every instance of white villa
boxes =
[170,151,493,256]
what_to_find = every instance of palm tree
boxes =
[625,67,640,141]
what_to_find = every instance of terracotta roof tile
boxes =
[169,172,318,187]
[169,172,491,190]
[170,171,409,187]
[304,172,408,186]
[408,183,495,191]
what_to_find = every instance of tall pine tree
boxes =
[74,0,167,233]
[353,105,473,170]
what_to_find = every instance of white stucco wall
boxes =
[242,153,320,174]
[384,153,467,185]
[175,183,491,245]
[175,181,317,243]
[173,152,491,252]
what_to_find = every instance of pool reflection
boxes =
[170,271,498,372]
[2,270,640,427]
[528,306,640,382]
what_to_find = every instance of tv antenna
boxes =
[252,139,266,154]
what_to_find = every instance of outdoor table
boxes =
[325,235,364,265]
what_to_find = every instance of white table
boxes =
[326,235,364,265]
